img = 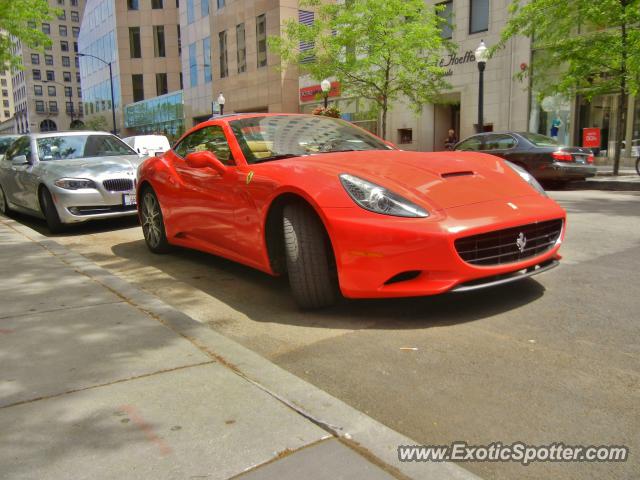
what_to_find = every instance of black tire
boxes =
[635,157,640,176]
[39,188,64,233]
[283,203,337,309]
[140,188,172,254]
[0,184,11,216]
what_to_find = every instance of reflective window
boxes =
[483,134,517,150]
[129,27,141,58]
[174,125,234,165]
[218,31,228,78]
[203,37,212,82]
[236,24,246,73]
[470,0,489,34]
[454,136,483,151]
[437,1,453,39]
[256,14,267,67]
[153,26,166,57]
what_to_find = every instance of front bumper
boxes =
[49,185,137,224]
[322,195,566,298]
[535,162,597,180]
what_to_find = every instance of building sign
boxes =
[439,51,476,76]
[582,127,601,148]
[299,81,341,102]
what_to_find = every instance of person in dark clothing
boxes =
[444,129,458,151]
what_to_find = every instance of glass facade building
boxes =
[124,90,184,141]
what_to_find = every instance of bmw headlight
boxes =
[54,178,97,190]
[505,161,547,197]
[339,174,428,218]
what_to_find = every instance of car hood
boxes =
[38,155,143,179]
[285,150,540,210]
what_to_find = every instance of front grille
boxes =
[454,219,563,266]
[103,178,134,192]
[69,205,137,215]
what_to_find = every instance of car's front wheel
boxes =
[39,187,64,233]
[283,203,338,309]
[140,188,172,253]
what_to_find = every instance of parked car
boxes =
[0,135,20,162]
[137,113,566,309]
[454,131,597,184]
[123,135,171,158]
[0,131,143,232]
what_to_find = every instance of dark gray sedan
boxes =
[454,131,597,184]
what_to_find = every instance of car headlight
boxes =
[339,174,428,218]
[505,161,547,197]
[54,178,97,190]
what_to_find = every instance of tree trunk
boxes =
[613,1,629,176]
[381,101,388,140]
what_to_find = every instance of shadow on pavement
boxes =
[5,210,139,237]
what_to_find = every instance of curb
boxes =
[1,216,481,480]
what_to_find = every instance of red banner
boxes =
[582,128,601,148]
[299,82,341,102]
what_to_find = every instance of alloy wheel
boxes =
[141,192,162,248]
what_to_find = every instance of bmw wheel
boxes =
[140,188,171,253]
[283,203,338,309]
[39,188,64,233]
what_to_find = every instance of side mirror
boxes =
[185,150,227,174]
[11,155,29,166]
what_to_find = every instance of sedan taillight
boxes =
[552,151,573,162]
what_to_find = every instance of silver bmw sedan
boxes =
[0,131,144,232]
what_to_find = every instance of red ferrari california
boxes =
[137,114,565,308]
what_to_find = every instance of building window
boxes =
[187,0,195,23]
[151,0,163,8]
[45,54,53,65]
[156,73,168,95]
[58,10,66,20]
[153,26,166,57]
[201,0,209,16]
[75,56,79,68]
[398,128,413,144]
[132,74,144,102]
[3,111,9,118]
[60,41,69,51]
[217,0,224,8]
[71,0,78,5]
[46,70,55,81]
[71,11,79,22]
[76,71,80,82]
[64,86,72,97]
[49,101,58,113]
[177,25,182,55]
[189,43,197,87]
[469,0,489,34]
[62,56,70,67]
[129,27,142,58]
[236,23,246,73]
[256,14,267,68]
[128,0,139,10]
[31,53,40,65]
[437,1,453,39]
[42,23,50,34]
[2,100,8,108]
[59,25,67,36]
[66,101,74,113]
[72,27,79,38]
[47,85,56,96]
[1,89,6,97]
[77,87,82,97]
[218,31,228,78]
[298,10,315,63]
[63,71,71,82]
[74,42,78,53]
[33,69,41,81]
[203,37,212,82]
[179,72,183,89]
[35,100,45,113]
[34,85,43,96]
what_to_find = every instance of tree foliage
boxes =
[270,0,452,138]
[84,115,109,132]
[494,0,640,173]
[0,0,55,68]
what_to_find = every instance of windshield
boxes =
[0,136,19,155]
[519,132,560,147]
[36,135,137,161]
[229,115,392,164]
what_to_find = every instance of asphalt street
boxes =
[9,186,639,480]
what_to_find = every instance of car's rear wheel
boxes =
[283,203,337,309]
[0,184,11,216]
[39,188,64,233]
[140,188,171,253]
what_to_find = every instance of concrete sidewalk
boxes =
[0,217,479,480]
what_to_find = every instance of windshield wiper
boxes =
[251,153,304,164]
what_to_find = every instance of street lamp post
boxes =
[320,79,331,109]
[475,40,488,133]
[77,53,117,135]
[217,93,225,115]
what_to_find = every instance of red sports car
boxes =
[137,114,565,308]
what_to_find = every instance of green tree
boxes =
[270,0,452,139]
[494,0,640,175]
[84,115,109,132]
[0,0,55,68]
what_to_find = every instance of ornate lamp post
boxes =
[320,79,331,108]
[475,40,488,133]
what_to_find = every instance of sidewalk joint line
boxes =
[0,300,125,320]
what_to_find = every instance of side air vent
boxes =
[441,171,475,178]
